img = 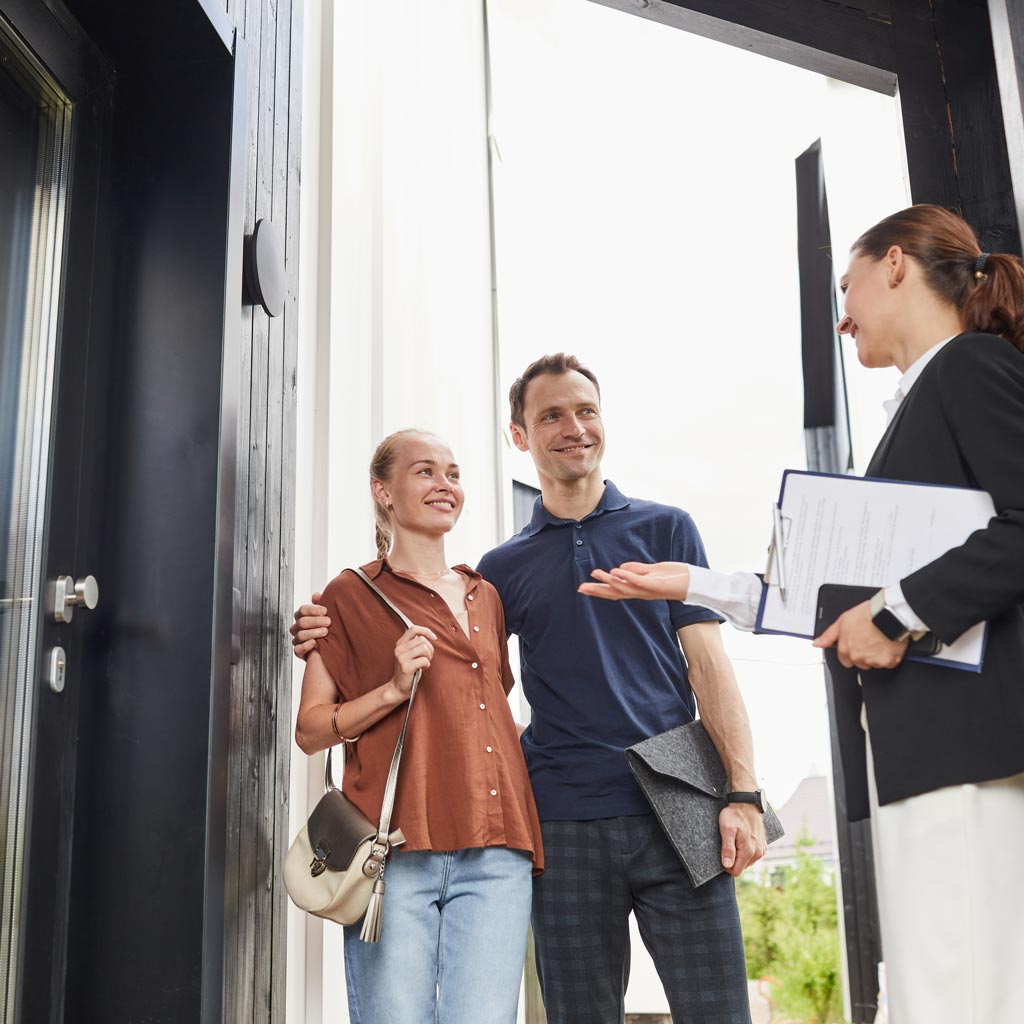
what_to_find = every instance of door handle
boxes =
[52,574,99,623]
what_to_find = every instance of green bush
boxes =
[736,832,845,1023]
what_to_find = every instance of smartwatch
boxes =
[725,790,765,813]
[869,588,912,642]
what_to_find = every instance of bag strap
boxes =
[323,567,422,848]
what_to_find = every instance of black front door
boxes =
[0,7,113,1021]
[3,1,244,1018]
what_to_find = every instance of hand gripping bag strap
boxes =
[329,568,420,850]
[285,568,422,939]
[344,567,423,940]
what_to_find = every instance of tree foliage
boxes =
[736,832,845,1023]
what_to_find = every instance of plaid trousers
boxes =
[532,815,751,1024]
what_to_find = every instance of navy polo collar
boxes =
[525,479,631,536]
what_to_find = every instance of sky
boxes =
[487,0,911,810]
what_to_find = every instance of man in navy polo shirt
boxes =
[476,353,764,1023]
[291,353,765,1022]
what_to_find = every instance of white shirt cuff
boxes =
[685,566,762,633]
[883,583,930,633]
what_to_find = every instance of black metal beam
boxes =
[796,139,879,1022]
[990,0,1024,244]
[588,0,897,91]
[588,0,1021,254]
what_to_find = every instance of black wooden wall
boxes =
[220,0,302,1019]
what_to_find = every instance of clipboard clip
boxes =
[765,503,789,603]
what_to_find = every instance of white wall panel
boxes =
[289,2,501,1020]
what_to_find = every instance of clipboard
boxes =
[754,470,994,672]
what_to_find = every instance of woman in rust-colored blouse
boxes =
[295,428,543,1024]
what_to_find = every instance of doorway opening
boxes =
[485,1,910,1019]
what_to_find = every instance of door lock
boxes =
[47,647,67,693]
[52,574,99,623]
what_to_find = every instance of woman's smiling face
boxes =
[373,434,464,538]
[837,248,902,369]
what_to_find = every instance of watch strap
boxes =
[725,790,764,812]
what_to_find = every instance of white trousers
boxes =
[865,733,1024,1024]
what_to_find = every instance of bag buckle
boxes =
[310,841,331,878]
[361,842,388,879]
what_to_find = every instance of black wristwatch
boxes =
[725,790,765,813]
[870,588,912,642]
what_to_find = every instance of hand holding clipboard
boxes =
[756,471,993,671]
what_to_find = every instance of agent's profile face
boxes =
[837,249,900,369]
[510,370,605,485]
[373,435,464,536]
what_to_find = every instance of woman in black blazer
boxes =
[580,205,1024,1024]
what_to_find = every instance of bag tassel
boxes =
[359,875,386,943]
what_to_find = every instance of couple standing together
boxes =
[293,348,763,1024]
[292,204,1024,1024]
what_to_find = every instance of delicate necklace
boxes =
[392,566,453,580]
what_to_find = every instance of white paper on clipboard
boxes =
[756,470,995,671]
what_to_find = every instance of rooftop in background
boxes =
[764,774,835,865]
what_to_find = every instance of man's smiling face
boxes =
[510,370,605,486]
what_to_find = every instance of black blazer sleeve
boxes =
[901,334,1024,643]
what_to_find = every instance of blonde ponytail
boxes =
[369,429,436,559]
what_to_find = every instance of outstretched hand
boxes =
[812,599,909,670]
[577,561,692,602]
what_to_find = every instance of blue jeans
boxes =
[343,846,533,1024]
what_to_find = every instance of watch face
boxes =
[872,606,909,642]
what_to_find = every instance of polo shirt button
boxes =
[575,524,582,530]
[490,789,497,796]
[473,625,480,632]
[471,662,479,669]
[479,703,486,710]
[576,539,583,546]
[486,746,493,753]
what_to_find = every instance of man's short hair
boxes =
[508,353,602,430]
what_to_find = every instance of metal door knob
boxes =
[69,575,99,609]
[53,574,99,623]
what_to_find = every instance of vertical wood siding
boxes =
[222,0,302,1017]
